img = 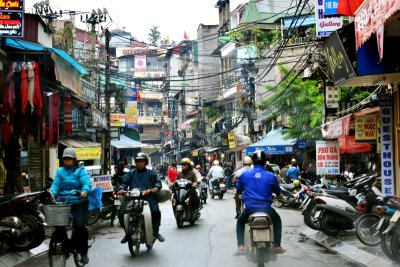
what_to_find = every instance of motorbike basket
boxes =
[124,199,143,214]
[43,204,71,226]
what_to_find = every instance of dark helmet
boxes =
[135,152,149,164]
[252,150,267,166]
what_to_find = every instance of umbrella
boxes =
[337,0,364,16]
[338,135,373,154]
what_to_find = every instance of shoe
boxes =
[273,246,286,254]
[155,234,165,242]
[79,254,89,265]
[120,235,128,244]
[235,213,240,219]
[110,221,114,227]
[234,246,245,256]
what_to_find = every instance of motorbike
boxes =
[243,212,277,267]
[121,188,155,256]
[199,178,208,205]
[171,179,201,228]
[0,216,22,248]
[313,175,379,236]
[274,183,310,208]
[210,177,227,199]
[0,192,46,251]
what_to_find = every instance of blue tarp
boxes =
[246,128,296,156]
[5,38,89,75]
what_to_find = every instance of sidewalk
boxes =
[0,219,109,267]
[299,225,398,267]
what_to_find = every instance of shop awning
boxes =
[228,143,249,153]
[338,135,373,154]
[354,107,380,116]
[163,150,174,156]
[111,134,144,149]
[204,147,221,153]
[60,138,101,160]
[178,118,196,131]
[50,48,89,75]
[321,114,352,139]
[176,148,191,155]
[246,128,295,156]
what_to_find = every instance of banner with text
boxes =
[92,175,113,192]
[110,113,126,127]
[355,115,377,141]
[125,101,138,127]
[75,147,101,160]
[316,141,340,175]
[315,0,343,37]
[380,94,394,196]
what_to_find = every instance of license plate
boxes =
[220,184,226,188]
[314,210,321,219]
[390,210,400,222]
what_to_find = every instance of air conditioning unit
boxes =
[325,116,337,123]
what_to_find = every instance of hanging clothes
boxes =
[27,62,35,113]
[33,62,43,116]
[2,120,11,146]
[20,63,29,114]
[64,94,72,136]
[6,62,16,112]
[0,159,6,189]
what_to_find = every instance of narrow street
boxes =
[18,193,361,267]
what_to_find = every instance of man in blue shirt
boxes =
[235,150,285,254]
[286,163,301,181]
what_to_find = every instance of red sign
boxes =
[355,0,400,49]
[0,0,23,11]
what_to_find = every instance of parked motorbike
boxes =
[274,183,310,208]
[313,175,379,236]
[199,178,208,205]
[171,179,201,228]
[0,216,22,248]
[210,177,227,199]
[120,188,155,256]
[243,212,277,267]
[378,197,400,263]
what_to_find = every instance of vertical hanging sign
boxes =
[125,88,138,128]
[380,94,394,196]
[315,0,343,37]
[316,140,340,175]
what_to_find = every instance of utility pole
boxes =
[102,29,111,175]
[248,76,256,143]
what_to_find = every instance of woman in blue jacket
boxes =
[50,147,92,264]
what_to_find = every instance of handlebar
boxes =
[53,190,81,204]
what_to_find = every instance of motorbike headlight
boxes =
[130,189,141,197]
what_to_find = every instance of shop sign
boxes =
[92,175,113,192]
[135,55,146,72]
[316,141,340,175]
[246,145,294,156]
[91,106,107,129]
[315,0,343,37]
[380,94,394,196]
[324,0,338,15]
[355,0,400,49]
[125,88,137,100]
[125,100,138,127]
[110,113,125,127]
[75,147,101,160]
[323,31,356,86]
[228,132,236,149]
[0,11,23,37]
[321,114,351,139]
[355,115,377,141]
[81,79,96,104]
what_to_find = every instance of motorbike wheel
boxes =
[257,247,266,267]
[320,212,341,237]
[100,204,113,220]
[73,252,86,267]
[127,225,140,257]
[176,211,184,229]
[355,214,381,247]
[381,227,398,262]
[87,208,100,226]
[8,215,44,251]
[303,202,321,231]
[48,235,67,267]
[390,227,400,263]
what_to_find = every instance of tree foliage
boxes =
[259,65,324,140]
[53,23,74,55]
[148,26,161,46]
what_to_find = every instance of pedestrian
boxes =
[117,153,165,244]
[167,162,178,186]
[286,163,301,181]
[280,163,290,184]
[79,161,85,167]
[265,161,274,173]
[50,147,91,264]
[225,164,233,189]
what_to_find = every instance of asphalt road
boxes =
[17,192,362,267]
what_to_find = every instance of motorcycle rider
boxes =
[117,153,165,244]
[176,158,200,210]
[207,160,225,192]
[233,156,253,219]
[50,147,91,264]
[109,162,126,226]
[235,150,285,254]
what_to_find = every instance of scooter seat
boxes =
[248,212,273,228]
[324,190,349,196]
[281,184,295,191]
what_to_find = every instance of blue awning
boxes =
[111,134,143,149]
[5,38,88,75]
[246,128,296,156]
[283,15,315,29]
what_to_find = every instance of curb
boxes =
[299,226,396,267]
[0,219,109,267]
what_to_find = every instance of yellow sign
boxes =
[125,101,138,127]
[228,132,236,149]
[110,113,125,127]
[75,147,101,160]
[355,115,377,141]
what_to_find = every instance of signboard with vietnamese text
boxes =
[110,113,126,127]
[324,0,338,15]
[380,94,394,196]
[246,145,294,156]
[228,132,236,149]
[355,115,377,141]
[75,147,101,160]
[0,0,23,11]
[315,0,343,37]
[125,101,138,127]
[316,141,340,175]
[92,175,113,193]
[0,11,23,37]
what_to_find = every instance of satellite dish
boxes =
[97,8,103,15]
[103,8,108,15]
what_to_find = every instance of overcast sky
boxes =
[25,0,223,43]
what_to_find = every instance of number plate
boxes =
[390,210,400,223]
[220,184,226,188]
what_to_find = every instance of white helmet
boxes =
[243,156,252,165]
[62,147,77,159]
[213,160,220,166]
